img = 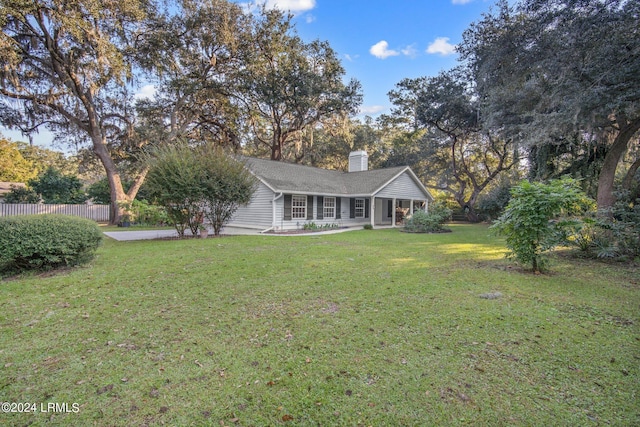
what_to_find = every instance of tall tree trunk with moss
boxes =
[0,0,153,224]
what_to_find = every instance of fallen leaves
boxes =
[439,385,474,405]
[96,384,114,395]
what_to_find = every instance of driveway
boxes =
[103,226,260,241]
[103,226,361,241]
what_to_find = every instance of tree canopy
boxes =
[238,8,362,161]
[384,68,518,222]
[0,137,36,182]
[1,0,362,222]
[458,0,640,211]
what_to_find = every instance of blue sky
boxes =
[3,0,498,148]
[236,0,498,116]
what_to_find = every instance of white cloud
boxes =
[358,105,386,116]
[243,0,316,13]
[401,44,418,58]
[426,37,457,56]
[135,84,157,101]
[369,40,399,59]
[452,0,473,4]
[305,14,316,23]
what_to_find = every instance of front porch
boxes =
[371,197,428,227]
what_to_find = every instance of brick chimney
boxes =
[348,150,368,172]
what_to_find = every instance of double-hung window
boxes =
[354,198,365,218]
[323,197,336,219]
[291,195,307,219]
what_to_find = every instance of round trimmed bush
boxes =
[0,215,103,275]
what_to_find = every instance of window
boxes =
[354,198,365,218]
[292,195,306,219]
[323,197,336,219]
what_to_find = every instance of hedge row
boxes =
[0,215,103,275]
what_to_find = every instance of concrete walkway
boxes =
[104,226,362,241]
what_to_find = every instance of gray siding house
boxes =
[229,151,434,231]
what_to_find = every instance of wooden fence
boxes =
[0,204,111,222]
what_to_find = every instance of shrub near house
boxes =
[404,202,452,233]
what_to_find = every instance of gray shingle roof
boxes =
[242,157,423,197]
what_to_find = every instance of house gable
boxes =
[374,169,433,200]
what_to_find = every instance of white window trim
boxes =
[355,198,365,218]
[323,197,336,219]
[292,195,307,219]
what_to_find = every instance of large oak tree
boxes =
[386,69,517,222]
[238,8,362,161]
[459,0,640,212]
[135,0,251,149]
[0,0,154,222]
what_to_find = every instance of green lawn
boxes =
[1,225,638,426]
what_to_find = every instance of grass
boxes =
[0,224,638,426]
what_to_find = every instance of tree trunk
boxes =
[271,128,283,160]
[127,167,149,200]
[597,117,640,213]
[271,143,282,161]
[621,156,640,192]
[92,136,129,225]
[466,190,482,223]
[466,206,481,223]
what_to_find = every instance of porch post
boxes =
[410,199,414,216]
[370,197,375,228]
[392,197,396,227]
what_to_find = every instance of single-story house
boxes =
[229,151,434,232]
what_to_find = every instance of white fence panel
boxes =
[0,204,110,222]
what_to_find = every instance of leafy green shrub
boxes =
[118,199,168,226]
[304,222,339,231]
[30,167,88,204]
[0,215,102,275]
[477,179,513,221]
[492,178,594,272]
[565,217,598,253]
[198,145,256,236]
[3,185,40,203]
[404,203,452,233]
[595,191,640,259]
[144,145,206,237]
[145,144,256,237]
[611,193,640,258]
[564,191,639,260]
[363,224,373,230]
